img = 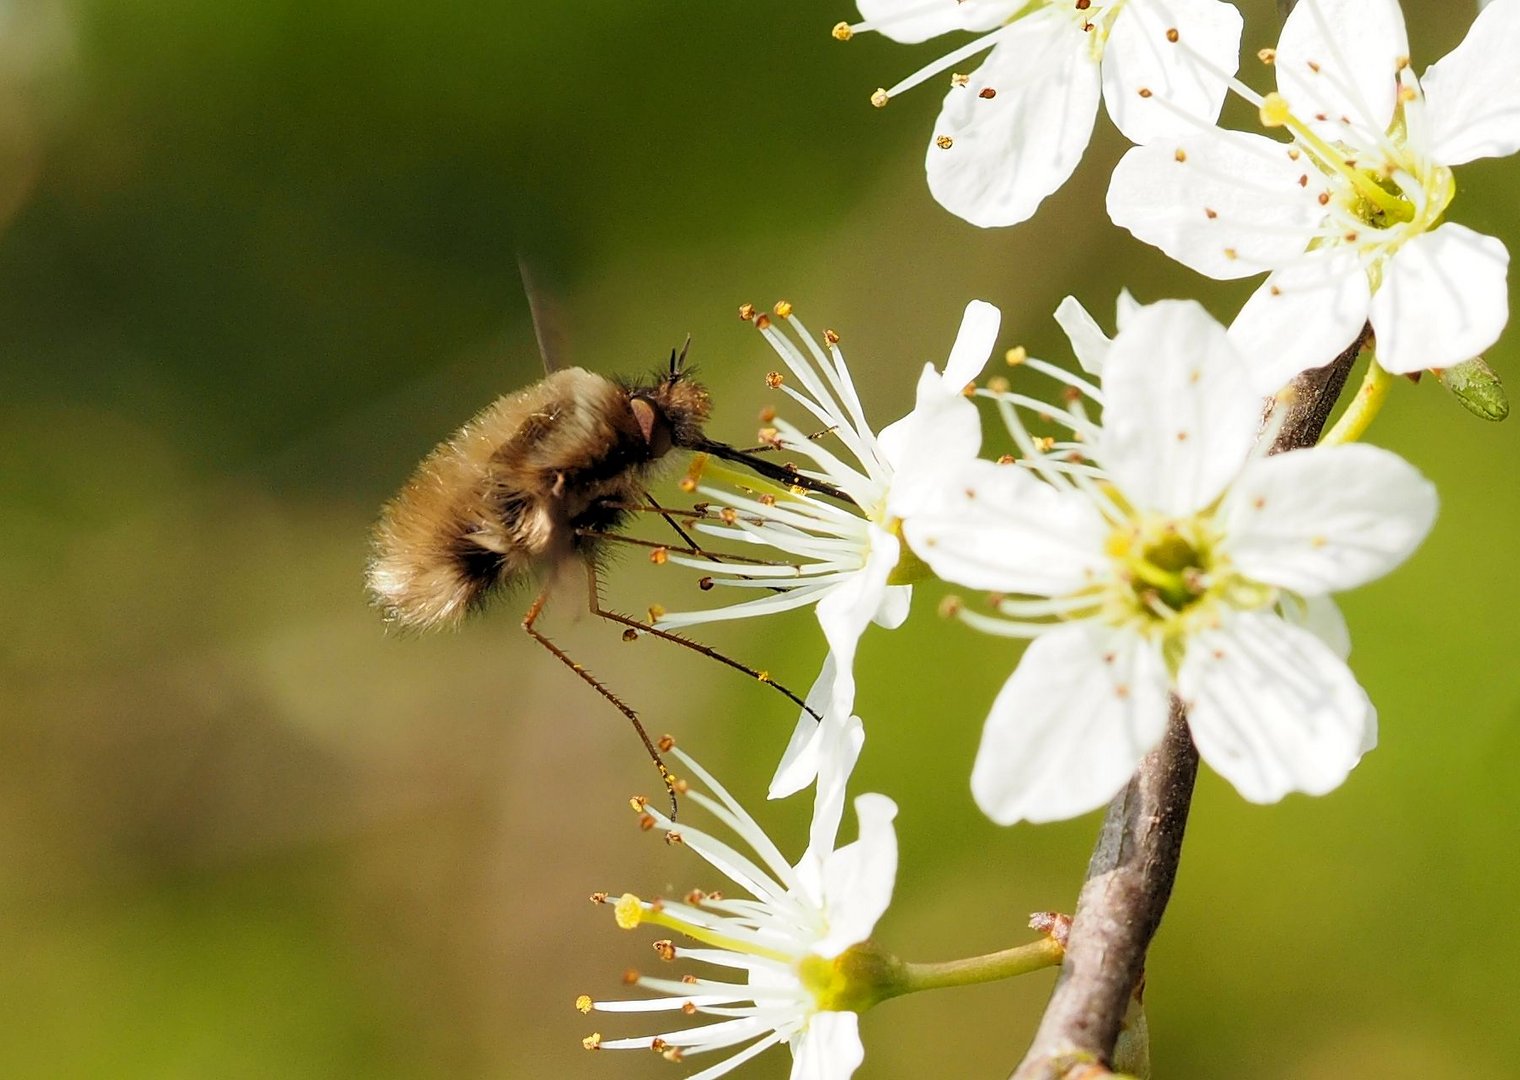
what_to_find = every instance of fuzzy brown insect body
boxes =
[369,365,712,628]
[367,339,829,816]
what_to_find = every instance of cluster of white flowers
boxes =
[643,0,1509,817]
[577,2,1514,1076]
[1109,0,1518,386]
[839,0,1245,227]
[656,291,1438,824]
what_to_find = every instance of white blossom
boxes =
[840,0,1243,226]
[580,732,897,1080]
[656,300,998,796]
[1107,0,1520,388]
[904,297,1438,824]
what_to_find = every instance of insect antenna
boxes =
[521,585,681,817]
[670,335,692,377]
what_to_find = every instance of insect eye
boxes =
[630,397,673,456]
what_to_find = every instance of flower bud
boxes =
[1433,357,1509,421]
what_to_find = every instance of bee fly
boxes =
[367,287,842,813]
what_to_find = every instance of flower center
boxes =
[1106,516,1217,625]
[1259,85,1455,264]
[1345,171,1417,230]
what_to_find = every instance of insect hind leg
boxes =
[582,557,823,725]
[521,585,680,817]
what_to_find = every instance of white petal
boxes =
[1053,294,1112,375]
[813,793,898,959]
[1220,443,1438,594]
[1227,246,1372,393]
[854,0,1010,44]
[944,298,1002,388]
[971,624,1171,825]
[926,10,1102,228]
[1100,299,1259,517]
[790,1012,863,1080]
[1357,689,1379,755]
[874,584,910,630]
[1421,0,1520,164]
[1275,0,1409,141]
[1106,131,1326,279]
[903,458,1110,596]
[880,363,984,520]
[1115,288,1143,330]
[814,525,902,718]
[1181,610,1375,802]
[804,714,867,874]
[1288,594,1351,661]
[881,303,997,486]
[1369,223,1511,374]
[1102,0,1243,144]
[770,656,838,800]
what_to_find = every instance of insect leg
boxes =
[521,585,680,817]
[583,559,823,724]
[644,491,705,556]
[725,425,839,455]
[580,528,791,566]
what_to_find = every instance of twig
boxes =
[1010,331,1366,1080]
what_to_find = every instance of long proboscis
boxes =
[692,438,858,506]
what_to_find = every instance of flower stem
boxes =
[1320,353,1392,446]
[891,937,1065,998]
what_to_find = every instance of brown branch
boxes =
[1011,331,1366,1080]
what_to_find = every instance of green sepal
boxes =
[798,943,907,1013]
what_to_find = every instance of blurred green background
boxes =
[1,1,1516,1077]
